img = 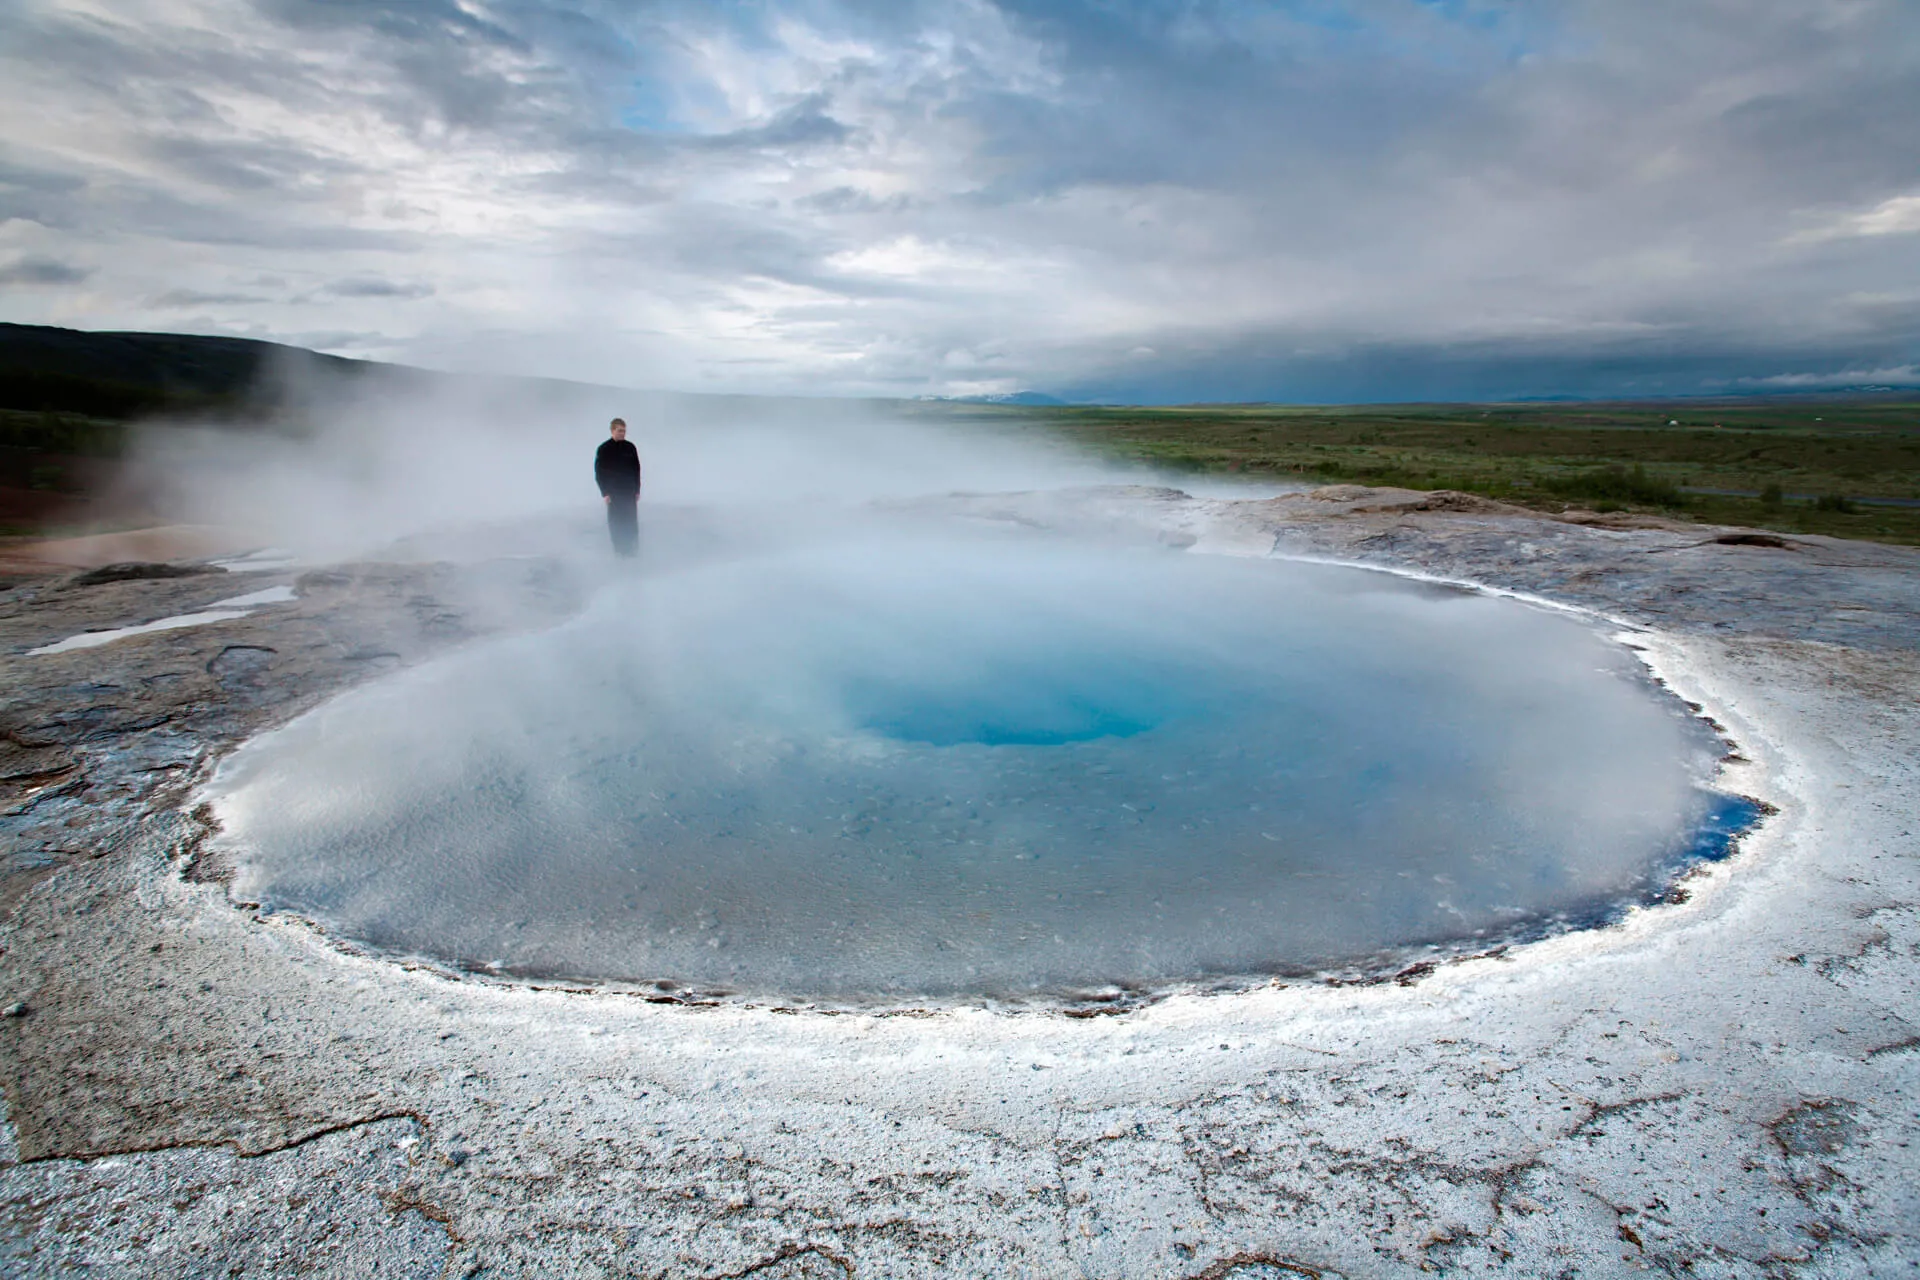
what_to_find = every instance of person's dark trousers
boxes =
[607,498,639,557]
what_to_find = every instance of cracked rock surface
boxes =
[1,487,1916,1278]
[0,1112,448,1277]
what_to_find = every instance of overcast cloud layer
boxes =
[2,0,1917,401]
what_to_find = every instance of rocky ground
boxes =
[1,486,1915,1278]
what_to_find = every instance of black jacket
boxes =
[595,438,641,498]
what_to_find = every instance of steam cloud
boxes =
[126,364,1118,564]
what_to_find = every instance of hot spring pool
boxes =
[207,530,1752,1001]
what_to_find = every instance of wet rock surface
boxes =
[63,561,227,588]
[1,488,1917,1277]
[0,557,587,899]
[0,1113,450,1277]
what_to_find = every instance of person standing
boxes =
[594,417,642,557]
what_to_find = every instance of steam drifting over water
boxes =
[142,375,1734,1001]
[207,517,1729,1002]
[124,369,1123,566]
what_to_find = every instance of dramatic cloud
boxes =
[1,0,1916,400]
[149,288,270,307]
[0,254,93,285]
[1790,192,1920,243]
[322,276,436,299]
[1739,364,1920,389]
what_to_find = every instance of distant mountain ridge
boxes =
[0,323,954,422]
[0,321,399,418]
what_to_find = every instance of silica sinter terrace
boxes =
[208,529,1742,1001]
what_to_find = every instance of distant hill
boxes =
[0,323,938,425]
[0,322,404,419]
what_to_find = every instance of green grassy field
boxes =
[0,408,129,456]
[966,398,1920,545]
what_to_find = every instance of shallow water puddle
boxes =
[208,548,301,572]
[209,585,299,608]
[28,584,297,655]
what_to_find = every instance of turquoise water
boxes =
[847,659,1179,746]
[210,530,1748,1002]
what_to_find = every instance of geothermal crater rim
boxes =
[199,539,1762,1006]
[212,766,1771,1020]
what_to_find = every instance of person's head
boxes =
[609,417,628,441]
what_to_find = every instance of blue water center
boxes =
[847,654,1191,746]
[208,528,1753,1002]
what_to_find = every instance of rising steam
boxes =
[126,360,1114,563]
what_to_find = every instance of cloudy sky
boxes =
[2,0,1917,401]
